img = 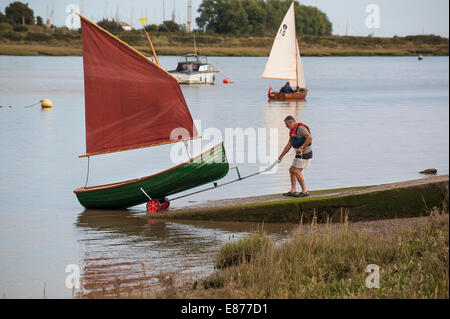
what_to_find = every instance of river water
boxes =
[0,56,448,298]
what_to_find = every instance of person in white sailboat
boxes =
[278,115,313,197]
[280,82,294,94]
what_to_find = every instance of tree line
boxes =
[196,0,333,36]
[0,1,43,25]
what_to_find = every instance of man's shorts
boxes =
[292,157,311,169]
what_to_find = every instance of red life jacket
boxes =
[289,122,311,137]
[289,122,312,149]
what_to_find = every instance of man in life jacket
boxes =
[278,115,313,197]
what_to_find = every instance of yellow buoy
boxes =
[40,99,53,108]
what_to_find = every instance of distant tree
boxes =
[13,24,28,32]
[0,22,14,34]
[5,2,34,25]
[197,0,248,35]
[243,0,266,35]
[197,0,332,36]
[145,24,158,32]
[295,5,332,36]
[0,12,12,24]
[196,0,216,32]
[96,19,123,34]
[36,16,43,26]
[158,23,170,32]
[159,20,181,32]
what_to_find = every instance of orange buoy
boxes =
[223,78,229,84]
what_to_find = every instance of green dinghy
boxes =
[74,143,229,210]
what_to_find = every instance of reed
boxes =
[215,231,272,269]
[197,199,449,298]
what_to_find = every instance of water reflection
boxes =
[75,210,296,295]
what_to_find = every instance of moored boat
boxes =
[169,54,219,84]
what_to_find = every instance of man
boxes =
[280,82,294,94]
[278,115,313,197]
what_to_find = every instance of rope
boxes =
[0,101,41,108]
[24,101,42,108]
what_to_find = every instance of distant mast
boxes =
[194,32,198,55]
[187,0,192,32]
[163,0,165,21]
[172,0,176,22]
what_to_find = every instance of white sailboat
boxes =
[262,1,308,100]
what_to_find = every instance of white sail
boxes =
[262,1,306,88]
[291,40,306,88]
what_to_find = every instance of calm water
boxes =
[0,56,448,298]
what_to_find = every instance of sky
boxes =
[0,0,448,37]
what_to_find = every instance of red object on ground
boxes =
[160,200,170,210]
[146,200,160,213]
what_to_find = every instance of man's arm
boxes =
[278,140,292,161]
[297,135,312,153]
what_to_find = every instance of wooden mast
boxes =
[292,0,299,89]
[140,18,160,66]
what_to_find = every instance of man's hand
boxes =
[297,146,304,152]
[278,155,283,162]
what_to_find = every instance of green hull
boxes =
[74,143,229,209]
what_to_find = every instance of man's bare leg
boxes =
[293,168,307,193]
[289,166,297,192]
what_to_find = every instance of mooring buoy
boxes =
[40,99,53,109]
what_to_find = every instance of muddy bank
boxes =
[148,175,448,223]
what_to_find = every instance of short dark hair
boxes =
[284,115,296,122]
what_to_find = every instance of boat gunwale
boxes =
[168,70,219,75]
[74,142,226,194]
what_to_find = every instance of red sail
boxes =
[79,15,198,157]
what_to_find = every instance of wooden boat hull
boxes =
[74,143,229,209]
[269,89,308,101]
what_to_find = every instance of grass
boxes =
[1,28,448,56]
[195,207,449,298]
[215,230,272,269]
[1,42,448,57]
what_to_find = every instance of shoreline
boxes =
[0,43,448,57]
[146,175,449,223]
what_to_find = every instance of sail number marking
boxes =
[280,24,288,37]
